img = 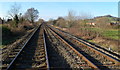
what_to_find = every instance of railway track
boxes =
[2,24,49,70]
[1,23,119,70]
[51,25,120,60]
[44,26,71,69]
[44,25,99,69]
[2,28,38,69]
[2,29,35,61]
[50,25,120,60]
[47,24,120,70]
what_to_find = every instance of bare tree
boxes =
[8,3,21,19]
[66,10,76,28]
[7,3,21,27]
[24,8,39,23]
[67,10,76,21]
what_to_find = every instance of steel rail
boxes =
[48,25,120,65]
[43,30,50,70]
[6,24,41,70]
[46,27,99,70]
[49,24,120,59]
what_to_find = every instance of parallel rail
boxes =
[43,30,50,69]
[47,24,120,70]
[6,25,40,70]
[50,24,120,59]
[2,29,35,62]
[44,26,99,69]
[2,24,49,70]
[2,25,40,70]
[2,23,119,70]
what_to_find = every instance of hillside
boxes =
[48,15,119,53]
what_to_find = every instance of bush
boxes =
[2,25,26,45]
[2,26,12,36]
[11,27,25,36]
[2,26,13,45]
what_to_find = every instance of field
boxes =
[87,27,118,40]
[102,29,118,40]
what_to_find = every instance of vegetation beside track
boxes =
[1,3,44,46]
[48,15,119,53]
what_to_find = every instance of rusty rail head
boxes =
[49,25,120,66]
[43,30,50,70]
[6,24,42,70]
[47,28,99,70]
[69,38,120,65]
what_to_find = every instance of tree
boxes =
[66,10,76,28]
[38,19,44,24]
[55,17,67,27]
[14,14,19,27]
[8,3,21,27]
[8,3,21,19]
[67,10,76,22]
[48,18,54,24]
[24,8,39,23]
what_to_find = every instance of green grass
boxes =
[88,40,95,43]
[80,27,119,40]
[102,30,118,40]
[89,28,118,40]
[88,27,119,40]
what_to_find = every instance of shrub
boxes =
[11,27,25,36]
[2,26,12,36]
[2,26,13,45]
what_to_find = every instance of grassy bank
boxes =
[86,27,118,40]
[102,29,118,40]
[2,25,25,45]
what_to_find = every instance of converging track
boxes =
[44,26,98,69]
[47,24,120,70]
[1,23,120,70]
[2,24,49,70]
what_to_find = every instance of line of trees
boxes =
[7,3,39,27]
[49,10,93,28]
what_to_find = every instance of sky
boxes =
[0,0,119,2]
[0,2,118,21]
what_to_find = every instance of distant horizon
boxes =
[0,14,117,22]
[0,2,118,21]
